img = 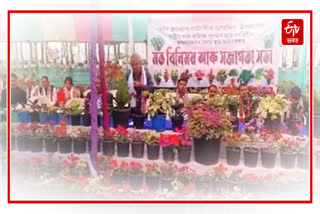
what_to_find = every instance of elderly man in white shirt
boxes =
[36,76,57,106]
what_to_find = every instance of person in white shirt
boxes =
[25,78,39,102]
[37,76,57,106]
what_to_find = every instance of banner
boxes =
[148,17,280,88]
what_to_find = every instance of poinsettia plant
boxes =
[103,128,116,141]
[109,159,129,174]
[195,69,205,83]
[54,121,68,137]
[129,130,143,143]
[175,126,192,147]
[225,132,243,148]
[260,128,282,153]
[159,134,180,147]
[256,95,290,120]
[114,125,129,143]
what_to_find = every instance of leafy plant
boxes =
[141,130,159,145]
[254,68,264,80]
[129,130,143,143]
[153,71,162,85]
[65,98,85,115]
[225,132,243,148]
[171,69,179,85]
[216,69,228,85]
[225,94,240,117]
[109,159,129,174]
[229,69,239,77]
[147,89,172,117]
[113,77,131,109]
[150,36,165,51]
[175,126,192,147]
[279,137,298,153]
[256,95,290,120]
[238,69,253,85]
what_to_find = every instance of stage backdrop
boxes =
[148,15,280,88]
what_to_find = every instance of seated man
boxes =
[175,78,189,105]
[238,85,253,123]
[208,84,218,98]
[25,78,39,102]
[1,73,26,109]
[36,76,57,106]
[57,76,80,107]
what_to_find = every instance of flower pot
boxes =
[177,146,191,164]
[243,147,259,167]
[58,137,72,154]
[70,115,81,126]
[112,171,128,185]
[316,151,320,170]
[280,151,296,169]
[29,136,43,153]
[171,116,184,131]
[287,119,300,136]
[132,114,145,129]
[297,152,309,170]
[145,175,159,191]
[44,137,58,153]
[226,146,241,166]
[112,108,131,129]
[151,114,166,132]
[160,177,174,191]
[30,112,40,123]
[73,138,87,154]
[129,173,143,190]
[264,116,281,131]
[102,140,115,156]
[194,137,221,165]
[117,142,129,157]
[162,146,175,162]
[82,113,90,126]
[146,144,160,160]
[18,111,31,123]
[260,148,277,169]
[17,134,29,152]
[88,139,101,153]
[131,142,145,159]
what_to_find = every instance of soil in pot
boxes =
[162,146,175,162]
[226,146,241,166]
[243,147,259,167]
[280,151,296,169]
[131,142,145,159]
[102,140,115,156]
[71,115,81,126]
[129,173,144,190]
[132,114,145,129]
[58,137,72,154]
[145,175,160,191]
[112,108,131,129]
[297,152,309,170]
[29,136,43,153]
[260,148,277,169]
[117,142,129,157]
[194,137,221,165]
[177,146,191,164]
[73,138,87,154]
[160,177,174,191]
[44,137,58,153]
[146,144,160,160]
[171,116,184,131]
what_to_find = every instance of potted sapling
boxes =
[225,132,243,166]
[142,130,160,160]
[114,125,130,157]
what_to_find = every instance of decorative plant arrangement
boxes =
[238,69,254,86]
[101,129,116,157]
[254,68,264,86]
[105,61,124,90]
[195,69,205,84]
[170,96,185,131]
[114,125,130,157]
[129,130,144,159]
[175,126,193,164]
[259,128,282,168]
[145,163,160,191]
[216,69,228,86]
[141,130,160,160]
[279,136,298,169]
[228,69,239,86]
[72,127,89,154]
[54,120,72,154]
[65,98,85,126]
[243,118,261,167]
[159,134,180,162]
[171,69,179,85]
[264,68,274,85]
[207,69,215,85]
[225,132,243,166]
[110,159,129,185]
[154,71,162,86]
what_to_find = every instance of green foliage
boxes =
[147,89,172,117]
[256,95,290,120]
[216,69,228,85]
[238,69,254,85]
[254,68,264,80]
[228,69,239,77]
[141,130,159,145]
[150,36,165,51]
[65,99,84,115]
[114,77,131,109]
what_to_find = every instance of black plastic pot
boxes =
[260,148,277,168]
[287,119,300,136]
[102,139,115,156]
[145,175,160,191]
[297,152,309,170]
[316,151,320,170]
[162,146,175,162]
[131,142,145,158]
[177,146,191,164]
[58,137,72,154]
[29,136,43,153]
[71,115,81,126]
[146,144,160,160]
[82,114,91,126]
[112,171,128,185]
[226,146,241,166]
[112,108,131,129]
[73,138,87,154]
[44,137,58,153]
[194,137,221,165]
[160,177,174,191]
[264,116,281,131]
[171,116,184,131]
[280,151,296,169]
[243,147,259,167]
[17,135,29,152]
[132,114,145,129]
[117,142,129,157]
[129,173,144,190]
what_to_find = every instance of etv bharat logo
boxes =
[282,19,304,45]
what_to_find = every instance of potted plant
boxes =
[207,69,215,85]
[228,69,239,86]
[254,68,264,86]
[238,69,253,86]
[147,89,172,132]
[264,68,274,85]
[114,125,130,157]
[128,161,143,190]
[72,127,88,154]
[42,121,58,153]
[256,95,290,131]
[185,103,232,165]
[195,70,205,84]
[211,164,228,194]
[54,120,72,154]
[177,166,196,187]
[145,163,160,191]
[259,128,281,168]
[142,130,159,160]
[279,137,297,169]
[159,134,179,162]
[170,98,184,131]
[243,119,260,167]
[110,159,129,185]
[227,169,244,192]
[65,98,85,126]
[225,132,242,166]
[171,69,179,86]
[101,129,116,156]
[42,105,60,125]
[154,71,162,86]
[112,77,131,129]
[176,126,192,164]
[216,69,228,86]
[129,130,144,159]
[163,69,170,82]
[225,94,240,131]
[296,136,309,170]
[25,123,43,153]
[160,163,176,191]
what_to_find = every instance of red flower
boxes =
[115,125,129,136]
[169,135,180,147]
[108,159,118,168]
[130,161,142,170]
[120,161,129,170]
[59,120,67,127]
